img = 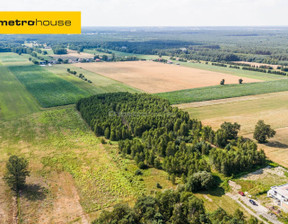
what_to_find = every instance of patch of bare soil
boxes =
[0,179,15,224]
[242,166,286,181]
[20,172,88,224]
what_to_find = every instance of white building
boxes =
[267,184,288,210]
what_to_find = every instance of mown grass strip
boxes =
[156,80,288,104]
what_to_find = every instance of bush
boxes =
[135,169,143,176]
[100,138,106,144]
[185,171,215,192]
[220,79,225,85]
[156,183,162,189]
[138,162,147,169]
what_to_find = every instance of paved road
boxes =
[226,193,283,224]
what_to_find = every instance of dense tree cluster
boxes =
[210,137,266,176]
[93,189,260,224]
[52,47,67,54]
[77,93,266,179]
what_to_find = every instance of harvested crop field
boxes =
[74,61,262,93]
[179,91,288,134]
[245,127,288,168]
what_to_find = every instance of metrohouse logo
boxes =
[0,12,81,34]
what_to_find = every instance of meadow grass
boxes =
[156,79,288,104]
[0,106,174,221]
[0,53,91,108]
[170,60,287,81]
[7,64,90,107]
[0,62,41,120]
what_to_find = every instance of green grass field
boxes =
[0,53,42,120]
[0,53,90,108]
[0,51,140,112]
[8,64,90,107]
[0,62,41,120]
[157,79,288,104]
[45,64,141,95]
[171,60,287,81]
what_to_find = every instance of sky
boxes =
[1,0,288,26]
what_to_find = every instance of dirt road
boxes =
[227,179,283,224]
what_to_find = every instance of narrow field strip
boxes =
[172,60,287,81]
[157,79,288,104]
[176,91,288,109]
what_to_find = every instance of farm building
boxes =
[268,184,288,210]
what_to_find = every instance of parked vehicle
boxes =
[238,191,245,196]
[249,199,257,206]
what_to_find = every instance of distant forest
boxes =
[2,27,288,64]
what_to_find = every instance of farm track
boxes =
[226,193,268,224]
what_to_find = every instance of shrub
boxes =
[220,79,225,85]
[100,138,106,144]
[185,171,215,192]
[135,169,143,176]
[138,162,147,169]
